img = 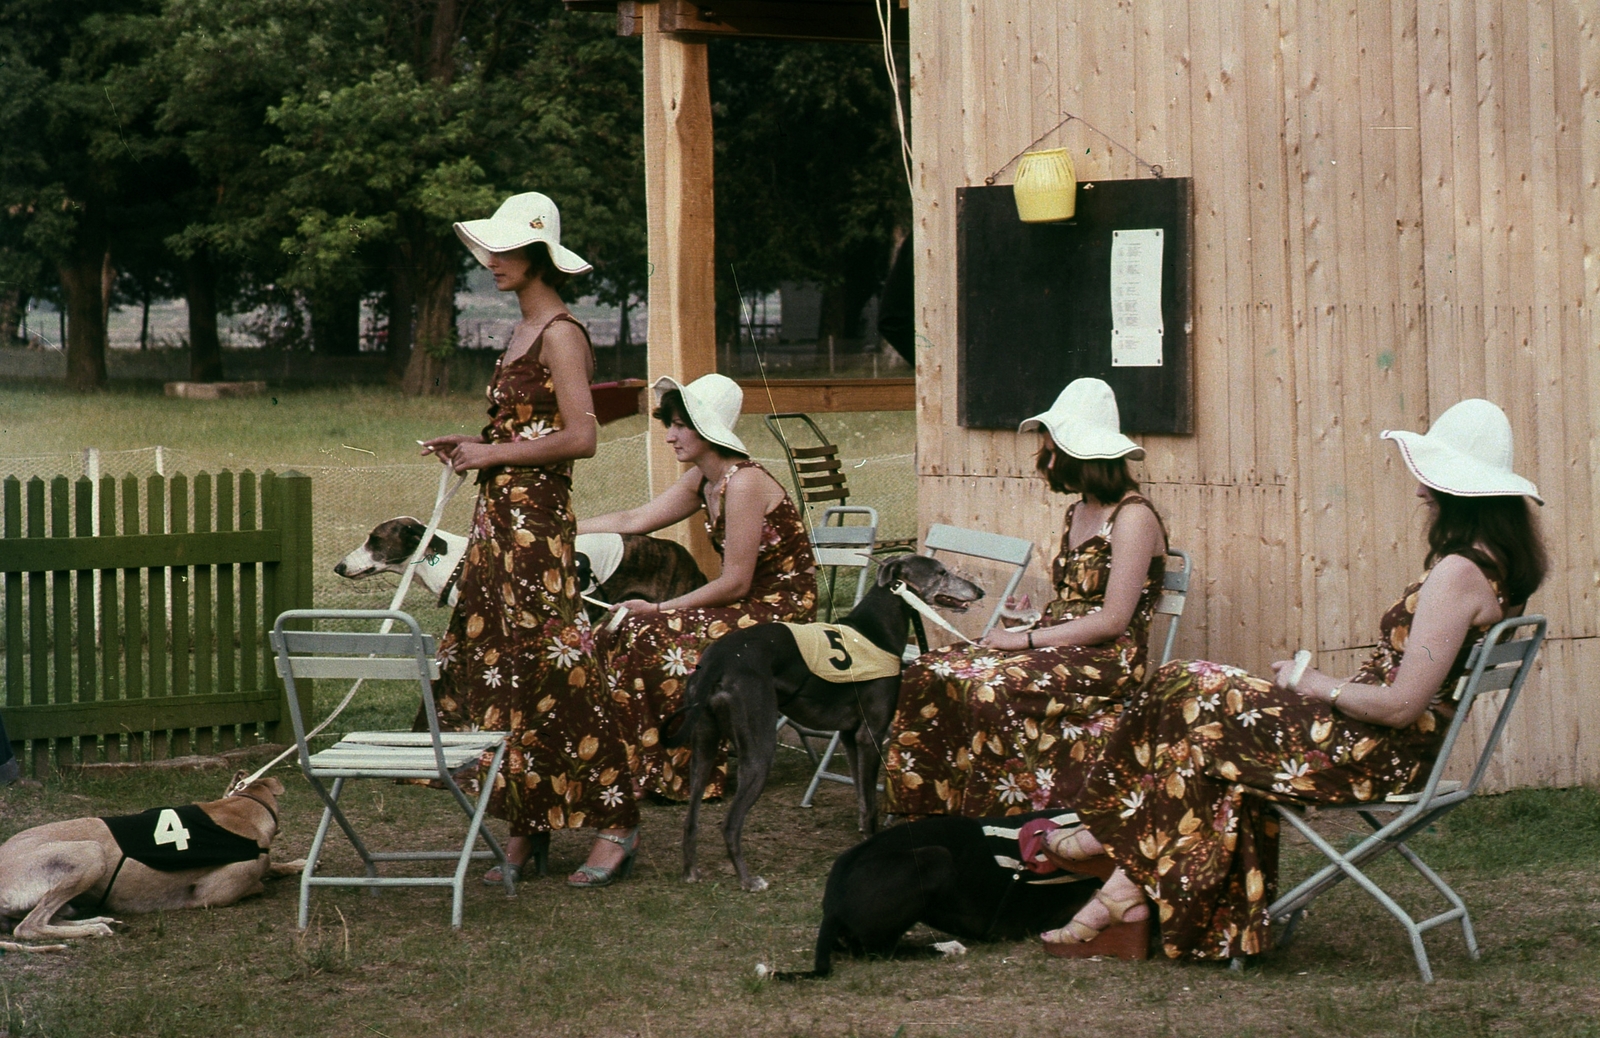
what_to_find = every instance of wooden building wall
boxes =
[908,0,1600,790]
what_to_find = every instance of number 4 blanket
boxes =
[101,804,265,871]
[780,622,903,683]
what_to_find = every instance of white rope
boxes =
[890,580,977,646]
[228,464,469,796]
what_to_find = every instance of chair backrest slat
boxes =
[1155,548,1193,665]
[1429,615,1546,800]
[276,630,438,657]
[276,656,442,681]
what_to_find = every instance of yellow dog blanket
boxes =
[780,622,903,683]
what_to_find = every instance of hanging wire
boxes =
[874,0,914,196]
[984,112,1164,186]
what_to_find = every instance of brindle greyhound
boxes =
[666,554,984,892]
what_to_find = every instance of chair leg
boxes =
[300,777,348,930]
[1392,840,1477,961]
[801,731,846,808]
[452,743,513,927]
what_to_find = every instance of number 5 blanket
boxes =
[780,622,903,683]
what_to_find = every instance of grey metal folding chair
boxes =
[921,523,1035,637]
[271,609,513,930]
[1263,614,1547,982]
[782,507,877,806]
[1155,548,1193,666]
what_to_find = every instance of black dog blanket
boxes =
[102,805,264,872]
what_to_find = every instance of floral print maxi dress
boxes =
[1075,558,1506,960]
[884,495,1168,818]
[597,460,817,800]
[430,314,639,835]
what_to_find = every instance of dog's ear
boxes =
[262,777,286,796]
[227,768,248,794]
[426,534,448,559]
[874,555,906,586]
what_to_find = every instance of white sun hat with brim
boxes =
[453,192,592,275]
[653,373,748,457]
[1017,378,1144,460]
[1382,399,1542,505]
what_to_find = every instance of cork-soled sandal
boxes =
[1041,885,1151,960]
[1040,826,1117,880]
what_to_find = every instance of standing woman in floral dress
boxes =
[421,192,640,889]
[884,378,1169,818]
[1042,399,1547,960]
[581,374,817,800]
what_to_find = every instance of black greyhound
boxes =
[666,554,984,893]
[779,811,1101,978]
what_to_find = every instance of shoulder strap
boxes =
[1101,493,1170,550]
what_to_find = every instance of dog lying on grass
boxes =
[666,554,984,893]
[0,773,303,941]
[778,810,1099,978]
[335,519,704,620]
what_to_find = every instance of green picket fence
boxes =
[1,469,313,778]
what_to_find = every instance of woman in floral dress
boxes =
[1043,399,1548,960]
[581,374,817,800]
[885,379,1169,818]
[421,192,640,888]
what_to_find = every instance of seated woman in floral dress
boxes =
[1042,399,1547,961]
[884,378,1169,818]
[581,374,816,800]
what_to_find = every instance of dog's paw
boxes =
[742,876,769,893]
[269,859,307,877]
[682,868,702,884]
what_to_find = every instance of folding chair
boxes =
[1262,614,1547,982]
[764,412,917,555]
[782,508,878,806]
[1154,548,1193,666]
[271,609,513,930]
[920,523,1035,637]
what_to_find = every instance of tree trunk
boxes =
[139,288,150,350]
[309,284,362,355]
[186,251,224,380]
[100,251,115,330]
[0,288,19,345]
[400,235,457,396]
[385,249,415,384]
[59,235,109,390]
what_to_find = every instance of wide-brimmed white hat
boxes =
[1018,378,1144,460]
[653,373,748,456]
[453,192,592,274]
[1382,399,1542,504]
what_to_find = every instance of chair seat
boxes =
[307,733,506,777]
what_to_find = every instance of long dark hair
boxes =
[1426,491,1547,607]
[516,243,572,291]
[651,389,746,459]
[1034,442,1139,504]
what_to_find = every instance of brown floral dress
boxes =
[596,460,817,800]
[1075,557,1507,960]
[430,314,639,835]
[884,495,1168,817]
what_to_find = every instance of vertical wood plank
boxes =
[50,477,73,770]
[217,471,237,750]
[99,476,120,763]
[170,473,190,756]
[74,478,95,763]
[193,472,215,754]
[146,474,168,759]
[239,471,259,740]
[26,479,46,777]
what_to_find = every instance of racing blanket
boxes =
[781,622,903,683]
[101,804,264,872]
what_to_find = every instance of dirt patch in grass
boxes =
[3,767,1598,1038]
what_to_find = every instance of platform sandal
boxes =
[1040,826,1117,880]
[482,832,550,885]
[567,828,639,888]
[1041,884,1151,961]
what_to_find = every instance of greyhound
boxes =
[667,554,984,892]
[0,773,303,941]
[777,810,1102,978]
[335,520,705,619]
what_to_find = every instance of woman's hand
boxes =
[419,434,481,467]
[443,439,501,474]
[980,627,1031,651]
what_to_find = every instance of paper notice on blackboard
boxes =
[1110,228,1164,367]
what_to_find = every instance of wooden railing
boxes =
[1,470,313,777]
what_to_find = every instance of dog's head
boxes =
[227,771,286,802]
[334,517,449,579]
[875,554,985,613]
[573,551,597,595]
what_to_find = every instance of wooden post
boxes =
[268,470,315,745]
[642,5,720,576]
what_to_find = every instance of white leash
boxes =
[890,580,979,646]
[228,465,470,796]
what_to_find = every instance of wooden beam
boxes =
[733,378,914,413]
[642,5,720,573]
[566,0,905,42]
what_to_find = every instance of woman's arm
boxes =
[440,322,598,472]
[578,468,705,535]
[1281,554,1503,728]
[980,502,1165,651]
[616,466,781,613]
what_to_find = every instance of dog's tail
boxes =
[772,914,841,981]
[661,655,718,749]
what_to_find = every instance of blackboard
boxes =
[956,178,1193,433]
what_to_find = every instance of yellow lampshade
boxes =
[1012,148,1077,223]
